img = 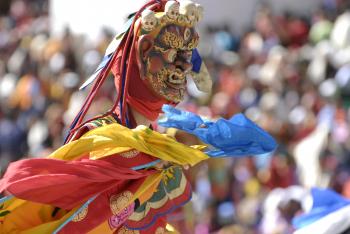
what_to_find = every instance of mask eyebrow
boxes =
[153,45,168,53]
[160,30,185,50]
[155,25,198,51]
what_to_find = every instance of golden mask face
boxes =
[140,24,199,102]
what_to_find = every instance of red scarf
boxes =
[112,47,176,121]
[0,158,153,209]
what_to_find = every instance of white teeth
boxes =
[170,79,183,84]
[168,77,184,84]
[168,74,185,84]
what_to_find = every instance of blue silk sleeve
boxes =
[158,105,277,157]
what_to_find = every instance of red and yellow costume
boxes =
[0,114,209,233]
[0,1,212,233]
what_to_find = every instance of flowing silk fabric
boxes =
[0,158,152,210]
[0,172,166,234]
[0,169,170,234]
[0,107,275,233]
[0,198,77,234]
[158,105,277,157]
[0,121,207,233]
[46,123,209,165]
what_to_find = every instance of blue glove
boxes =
[159,104,211,132]
[159,105,277,157]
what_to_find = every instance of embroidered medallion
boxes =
[120,150,139,159]
[110,191,134,215]
[109,203,135,229]
[72,206,88,222]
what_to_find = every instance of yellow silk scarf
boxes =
[48,123,208,166]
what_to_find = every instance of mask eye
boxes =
[180,50,193,62]
[164,48,177,63]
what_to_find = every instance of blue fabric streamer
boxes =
[63,108,85,144]
[292,188,350,229]
[52,195,98,234]
[0,195,14,205]
[158,105,277,157]
[191,49,202,73]
[79,52,114,90]
[116,16,135,40]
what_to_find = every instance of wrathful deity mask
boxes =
[137,25,199,102]
[135,0,206,103]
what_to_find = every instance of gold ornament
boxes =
[110,191,133,215]
[72,206,88,222]
[162,31,184,49]
[120,150,139,158]
[139,1,203,35]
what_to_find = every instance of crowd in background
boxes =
[1,0,350,233]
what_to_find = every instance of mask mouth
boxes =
[166,71,186,89]
[168,73,184,84]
